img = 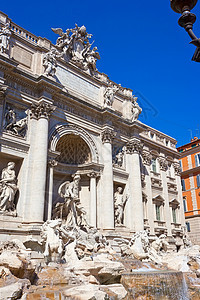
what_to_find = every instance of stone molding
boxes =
[142,150,152,165]
[101,128,116,144]
[158,157,168,171]
[125,139,143,154]
[30,102,56,120]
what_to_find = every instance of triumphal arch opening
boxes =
[0,11,185,248]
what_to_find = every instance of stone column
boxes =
[87,171,99,227]
[125,139,144,232]
[101,128,115,229]
[159,157,172,236]
[28,102,55,223]
[47,159,58,220]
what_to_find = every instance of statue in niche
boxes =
[4,106,27,137]
[114,149,125,168]
[131,97,142,121]
[114,187,128,226]
[104,84,119,108]
[0,162,18,213]
[54,174,89,228]
[51,24,100,75]
[0,23,11,53]
[43,48,59,77]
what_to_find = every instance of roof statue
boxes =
[51,24,100,76]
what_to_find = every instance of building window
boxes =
[151,158,157,173]
[181,179,186,191]
[186,222,191,232]
[150,133,154,139]
[195,153,200,167]
[172,208,177,223]
[196,174,200,187]
[155,204,161,221]
[183,197,187,212]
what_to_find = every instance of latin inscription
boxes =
[56,66,99,103]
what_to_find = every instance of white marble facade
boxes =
[0,11,185,245]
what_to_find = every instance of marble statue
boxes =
[52,24,100,75]
[0,162,18,213]
[41,219,63,263]
[0,23,11,53]
[104,84,119,108]
[115,151,124,167]
[58,174,81,199]
[4,107,27,137]
[43,48,58,76]
[131,97,142,121]
[55,174,89,227]
[129,230,150,260]
[114,187,128,225]
[4,107,16,130]
[83,44,100,75]
[182,225,192,248]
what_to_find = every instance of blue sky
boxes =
[1,1,200,146]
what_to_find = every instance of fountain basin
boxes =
[121,270,189,299]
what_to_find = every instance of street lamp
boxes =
[170,0,200,61]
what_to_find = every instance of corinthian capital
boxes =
[173,162,181,176]
[101,128,116,144]
[125,139,143,154]
[142,150,152,166]
[30,102,56,120]
[158,157,168,171]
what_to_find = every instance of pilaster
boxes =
[174,162,185,226]
[158,157,172,236]
[87,171,100,227]
[141,150,155,235]
[101,128,115,229]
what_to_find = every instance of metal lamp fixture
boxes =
[170,0,200,61]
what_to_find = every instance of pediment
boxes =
[153,194,165,203]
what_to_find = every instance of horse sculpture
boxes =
[41,219,63,263]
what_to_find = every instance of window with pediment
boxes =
[56,134,92,165]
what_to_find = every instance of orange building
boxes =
[177,137,200,244]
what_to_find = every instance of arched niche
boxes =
[49,124,99,164]
[56,134,92,165]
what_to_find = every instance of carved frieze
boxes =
[125,139,143,154]
[167,182,177,192]
[30,102,56,120]
[101,128,116,144]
